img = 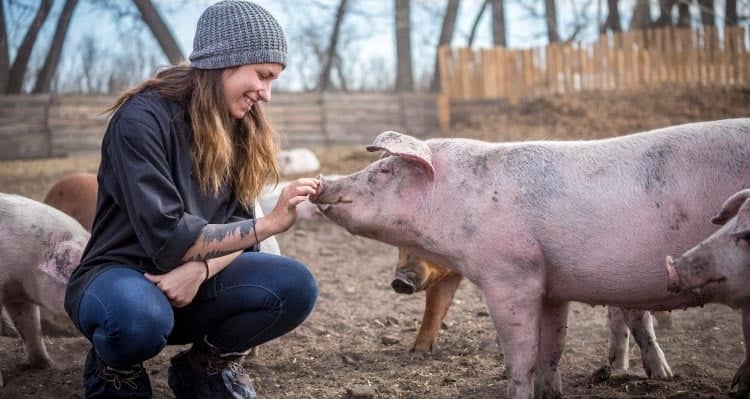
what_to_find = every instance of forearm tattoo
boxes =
[188,219,256,261]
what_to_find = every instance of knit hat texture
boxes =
[190,1,287,69]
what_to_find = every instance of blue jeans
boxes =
[75,252,318,369]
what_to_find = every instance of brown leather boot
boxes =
[168,339,257,399]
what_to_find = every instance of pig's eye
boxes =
[379,167,391,174]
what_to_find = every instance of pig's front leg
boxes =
[483,278,542,399]
[625,310,673,379]
[731,307,750,397]
[412,273,462,354]
[608,307,630,371]
[5,300,53,369]
[535,301,569,399]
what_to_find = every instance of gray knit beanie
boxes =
[190,0,287,70]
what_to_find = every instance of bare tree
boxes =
[0,0,8,93]
[430,0,460,92]
[697,0,714,26]
[655,0,675,27]
[545,0,560,43]
[319,0,348,92]
[490,0,506,46]
[6,0,52,94]
[132,0,184,64]
[726,0,738,26]
[395,0,414,91]
[677,1,690,27]
[629,0,651,30]
[467,0,489,47]
[33,0,79,93]
[601,0,621,32]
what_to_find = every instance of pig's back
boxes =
[534,119,750,306]
[0,194,89,277]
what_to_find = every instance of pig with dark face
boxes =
[0,193,89,383]
[312,119,750,399]
[666,189,750,396]
[392,248,462,353]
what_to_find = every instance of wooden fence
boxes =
[0,92,438,160]
[437,26,750,128]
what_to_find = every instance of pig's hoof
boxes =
[409,347,434,359]
[731,362,750,398]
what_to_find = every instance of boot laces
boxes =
[99,364,144,390]
[206,357,249,380]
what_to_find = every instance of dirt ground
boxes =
[0,86,748,398]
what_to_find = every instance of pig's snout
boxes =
[665,256,681,293]
[391,270,418,294]
[391,277,416,294]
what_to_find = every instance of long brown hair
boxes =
[107,64,280,208]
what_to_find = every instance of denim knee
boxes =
[279,259,318,324]
[78,267,174,367]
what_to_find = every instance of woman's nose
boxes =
[259,83,272,102]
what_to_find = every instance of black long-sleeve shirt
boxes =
[65,91,257,327]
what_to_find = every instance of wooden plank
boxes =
[481,49,498,98]
[0,133,50,160]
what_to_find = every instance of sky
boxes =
[4,0,748,92]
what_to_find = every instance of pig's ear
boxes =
[366,131,435,179]
[731,199,750,239]
[712,189,750,225]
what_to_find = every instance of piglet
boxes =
[0,193,89,385]
[391,248,462,354]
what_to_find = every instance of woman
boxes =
[64,2,319,398]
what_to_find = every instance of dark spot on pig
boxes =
[500,146,565,212]
[669,210,689,231]
[471,154,491,177]
[724,144,750,176]
[54,247,74,278]
[639,144,672,193]
[461,220,477,237]
[655,202,661,209]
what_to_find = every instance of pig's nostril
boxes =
[391,278,416,294]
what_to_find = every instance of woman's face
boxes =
[221,63,283,120]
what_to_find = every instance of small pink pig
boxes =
[0,193,89,384]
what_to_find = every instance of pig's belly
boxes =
[545,263,711,309]
[542,227,716,309]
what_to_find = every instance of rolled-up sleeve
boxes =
[104,109,207,271]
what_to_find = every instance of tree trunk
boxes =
[655,0,675,27]
[545,0,560,43]
[132,0,184,65]
[725,0,738,26]
[33,0,79,93]
[676,1,690,27]
[603,0,621,32]
[697,0,714,26]
[0,0,8,93]
[319,0,348,92]
[7,0,53,94]
[430,0,460,92]
[467,0,488,47]
[490,0,506,46]
[629,0,651,30]
[395,0,413,91]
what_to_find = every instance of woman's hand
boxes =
[144,261,206,308]
[266,177,320,234]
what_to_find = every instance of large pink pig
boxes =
[311,119,750,399]
[0,193,89,385]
